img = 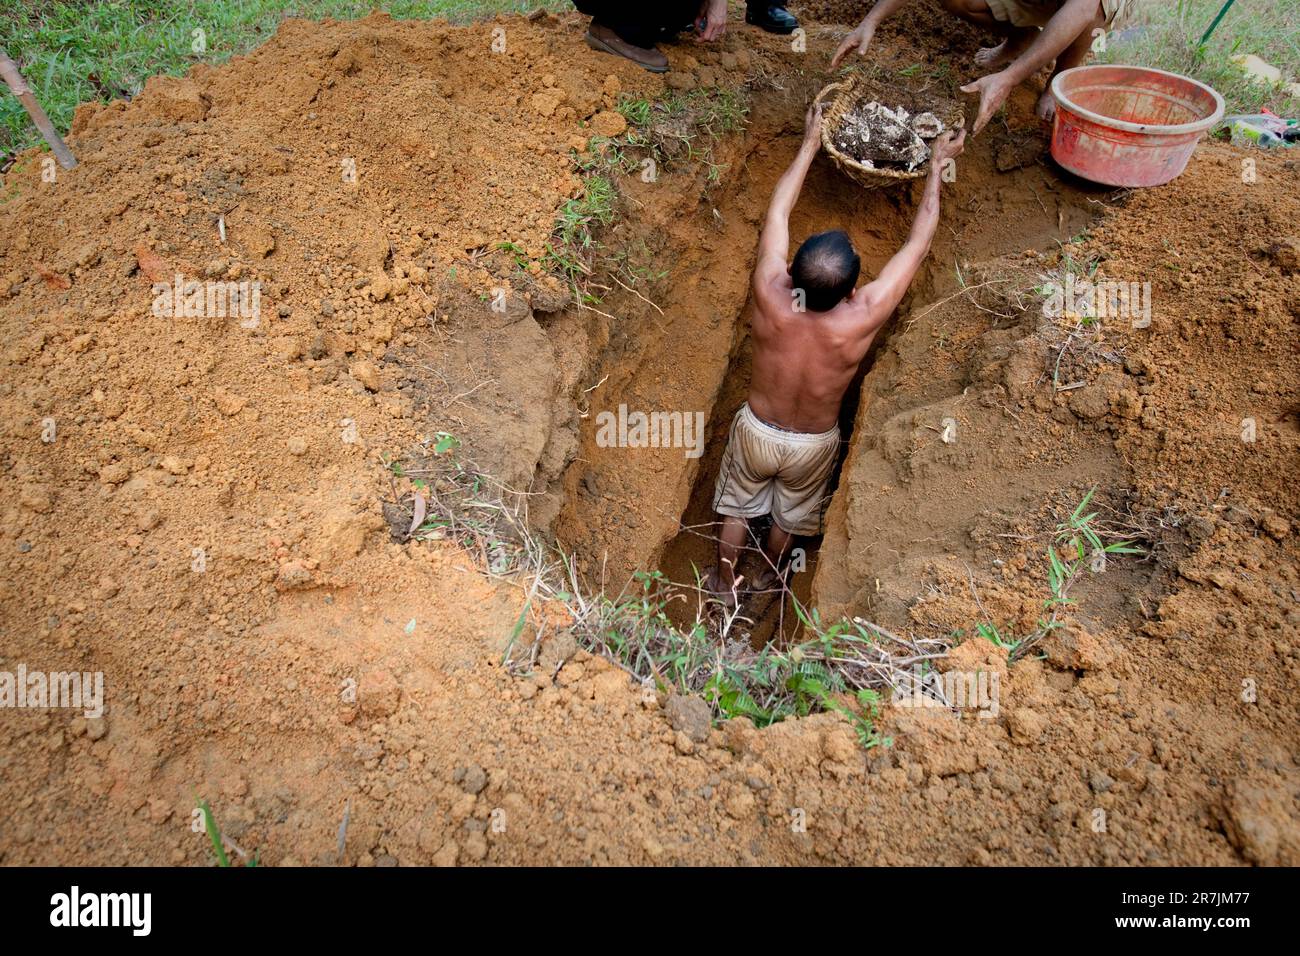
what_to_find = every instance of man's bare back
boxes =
[747,275,880,434]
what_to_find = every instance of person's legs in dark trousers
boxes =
[573,0,701,51]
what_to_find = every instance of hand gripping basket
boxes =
[815,73,965,189]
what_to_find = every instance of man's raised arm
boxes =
[856,128,966,327]
[754,102,824,288]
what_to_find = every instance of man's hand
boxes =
[830,20,874,69]
[803,101,825,146]
[960,70,1015,135]
[695,0,728,42]
[928,128,966,172]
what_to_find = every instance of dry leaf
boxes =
[133,241,169,282]
[34,263,71,290]
[406,492,427,539]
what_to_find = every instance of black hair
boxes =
[790,230,861,313]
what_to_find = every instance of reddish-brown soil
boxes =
[0,4,1296,866]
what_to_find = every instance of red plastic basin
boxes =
[1050,65,1225,188]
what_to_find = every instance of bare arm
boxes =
[1004,0,1099,85]
[831,0,912,68]
[754,103,824,287]
[855,129,966,332]
[962,0,1100,133]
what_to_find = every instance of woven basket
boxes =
[816,74,965,189]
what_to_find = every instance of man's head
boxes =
[790,230,860,313]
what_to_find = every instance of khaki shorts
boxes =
[986,0,1131,29]
[712,403,840,536]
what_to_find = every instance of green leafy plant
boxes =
[1044,487,1144,608]
[570,573,899,747]
[1014,488,1143,661]
[432,431,460,455]
[976,620,1021,655]
[961,488,1144,663]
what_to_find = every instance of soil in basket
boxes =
[829,68,965,170]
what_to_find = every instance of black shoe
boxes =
[746,3,799,35]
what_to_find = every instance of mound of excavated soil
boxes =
[1,6,1297,868]
[0,8,701,645]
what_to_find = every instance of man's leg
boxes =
[940,0,1039,70]
[763,427,840,590]
[709,404,773,604]
[710,514,750,601]
[573,1,660,47]
[752,522,794,591]
[574,1,700,72]
[575,0,668,73]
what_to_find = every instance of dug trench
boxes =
[552,86,1103,643]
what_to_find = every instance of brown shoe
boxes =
[585,22,669,73]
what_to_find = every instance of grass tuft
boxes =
[963,487,1143,662]
[1098,0,1300,117]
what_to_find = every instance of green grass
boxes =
[1100,0,1300,117]
[617,86,750,165]
[196,797,258,866]
[0,0,566,157]
[540,566,892,747]
[543,172,616,291]
[587,570,889,747]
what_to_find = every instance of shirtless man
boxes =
[708,104,965,601]
[830,0,1133,133]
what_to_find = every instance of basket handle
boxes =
[814,81,847,153]
[813,81,846,111]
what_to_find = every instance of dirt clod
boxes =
[666,695,713,744]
